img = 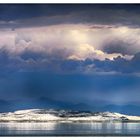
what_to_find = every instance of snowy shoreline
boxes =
[0,109,140,123]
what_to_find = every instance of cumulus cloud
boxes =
[0,24,139,74]
[0,24,136,58]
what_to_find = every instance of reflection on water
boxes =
[0,122,140,136]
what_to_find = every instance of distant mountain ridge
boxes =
[0,98,92,112]
[1,98,140,115]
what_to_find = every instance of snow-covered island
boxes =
[0,109,140,122]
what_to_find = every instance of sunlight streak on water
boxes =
[0,122,56,130]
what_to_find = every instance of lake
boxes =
[0,122,140,136]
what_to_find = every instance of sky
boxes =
[0,4,140,115]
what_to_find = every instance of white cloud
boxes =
[0,24,138,61]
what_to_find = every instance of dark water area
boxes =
[0,122,140,136]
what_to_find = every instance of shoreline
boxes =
[0,120,140,123]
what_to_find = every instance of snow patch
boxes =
[0,109,140,122]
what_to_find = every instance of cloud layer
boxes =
[0,24,140,74]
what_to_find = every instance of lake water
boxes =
[0,122,140,136]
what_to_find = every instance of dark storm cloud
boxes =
[102,39,135,55]
[1,4,140,28]
[0,46,140,74]
[52,52,140,74]
[0,48,21,72]
[93,52,140,73]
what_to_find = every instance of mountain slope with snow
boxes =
[0,109,140,122]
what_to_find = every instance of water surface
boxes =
[0,122,140,136]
